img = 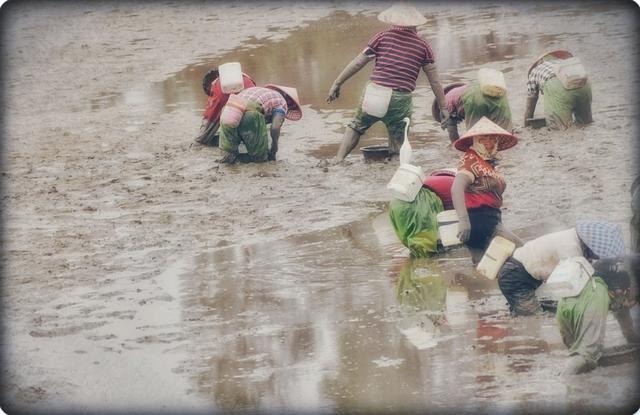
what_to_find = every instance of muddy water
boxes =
[176,214,638,413]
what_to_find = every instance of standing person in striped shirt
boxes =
[326,3,449,162]
[524,50,593,130]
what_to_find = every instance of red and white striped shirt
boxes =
[364,26,435,93]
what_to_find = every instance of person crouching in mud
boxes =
[557,254,640,375]
[218,84,302,164]
[194,67,256,146]
[451,117,522,264]
[326,3,449,162]
[389,169,456,257]
[524,50,593,130]
[497,220,626,316]
[432,69,514,143]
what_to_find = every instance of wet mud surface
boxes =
[2,1,639,414]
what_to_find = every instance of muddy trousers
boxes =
[542,77,593,129]
[219,105,270,161]
[348,85,413,155]
[497,257,543,315]
[556,277,610,366]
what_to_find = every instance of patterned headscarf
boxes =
[575,220,626,259]
[472,136,499,160]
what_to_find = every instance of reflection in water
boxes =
[174,213,592,412]
[93,6,571,116]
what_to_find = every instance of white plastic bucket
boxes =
[218,62,245,94]
[535,256,594,300]
[478,68,507,97]
[553,57,588,90]
[362,82,393,118]
[387,164,425,202]
[437,210,462,247]
[476,236,516,280]
[220,94,248,128]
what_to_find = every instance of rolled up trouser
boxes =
[497,257,543,315]
[461,82,513,131]
[556,276,609,366]
[219,101,269,161]
[348,84,413,155]
[389,187,444,257]
[542,77,593,129]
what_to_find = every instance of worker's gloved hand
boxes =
[440,110,451,130]
[327,82,341,103]
[457,216,471,242]
[218,151,237,164]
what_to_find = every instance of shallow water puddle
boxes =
[162,213,640,412]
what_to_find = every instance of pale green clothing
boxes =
[556,276,610,365]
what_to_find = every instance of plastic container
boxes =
[437,210,462,247]
[362,82,393,118]
[553,57,588,90]
[476,236,516,280]
[387,164,425,202]
[218,62,245,94]
[478,68,507,97]
[535,256,595,300]
[220,94,248,128]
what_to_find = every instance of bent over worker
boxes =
[194,67,256,146]
[326,3,449,162]
[524,50,593,130]
[218,85,302,164]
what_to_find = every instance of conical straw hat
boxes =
[453,117,518,152]
[265,84,302,121]
[528,50,573,75]
[378,3,427,26]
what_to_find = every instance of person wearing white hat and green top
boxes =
[450,117,521,263]
[218,84,302,164]
[326,3,449,162]
[524,49,593,130]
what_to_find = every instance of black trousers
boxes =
[497,257,543,315]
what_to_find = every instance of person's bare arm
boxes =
[327,53,372,102]
[268,112,285,161]
[452,172,472,242]
[422,63,449,129]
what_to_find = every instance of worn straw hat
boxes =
[378,3,427,26]
[432,82,466,122]
[453,117,518,152]
[265,84,302,121]
[575,220,626,259]
[528,50,573,76]
[429,167,457,177]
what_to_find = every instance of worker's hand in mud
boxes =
[218,151,237,164]
[327,83,341,103]
[457,217,471,242]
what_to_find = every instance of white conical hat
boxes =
[453,117,518,152]
[378,3,427,26]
